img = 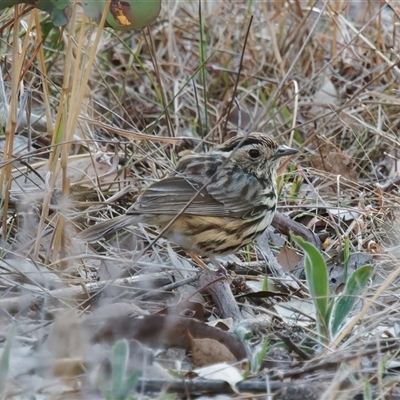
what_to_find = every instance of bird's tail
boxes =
[78,214,142,242]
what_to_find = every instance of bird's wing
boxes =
[129,175,235,217]
[129,164,272,219]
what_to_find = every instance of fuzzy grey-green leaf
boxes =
[293,235,330,337]
[330,265,373,336]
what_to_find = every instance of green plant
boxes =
[235,325,269,374]
[0,0,162,30]
[293,235,373,345]
[105,340,142,400]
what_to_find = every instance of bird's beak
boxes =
[274,145,298,158]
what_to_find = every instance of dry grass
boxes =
[0,0,400,398]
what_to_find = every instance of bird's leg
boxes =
[208,255,229,277]
[186,252,228,277]
[186,252,210,270]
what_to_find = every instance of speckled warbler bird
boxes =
[80,133,297,257]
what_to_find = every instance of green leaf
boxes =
[111,340,129,399]
[1,0,162,30]
[110,340,142,400]
[234,325,259,373]
[262,275,268,292]
[121,370,142,399]
[82,0,162,31]
[255,336,269,373]
[0,0,70,26]
[293,235,330,338]
[330,265,373,336]
[289,174,303,200]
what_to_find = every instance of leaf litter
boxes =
[0,1,400,399]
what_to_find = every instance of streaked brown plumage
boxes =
[80,132,297,256]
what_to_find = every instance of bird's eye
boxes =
[248,149,260,159]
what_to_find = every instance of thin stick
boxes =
[223,15,253,133]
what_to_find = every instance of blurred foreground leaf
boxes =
[1,0,162,30]
[0,0,70,26]
[82,0,162,31]
[108,340,142,400]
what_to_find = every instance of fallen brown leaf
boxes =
[188,331,237,367]
[311,139,358,182]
